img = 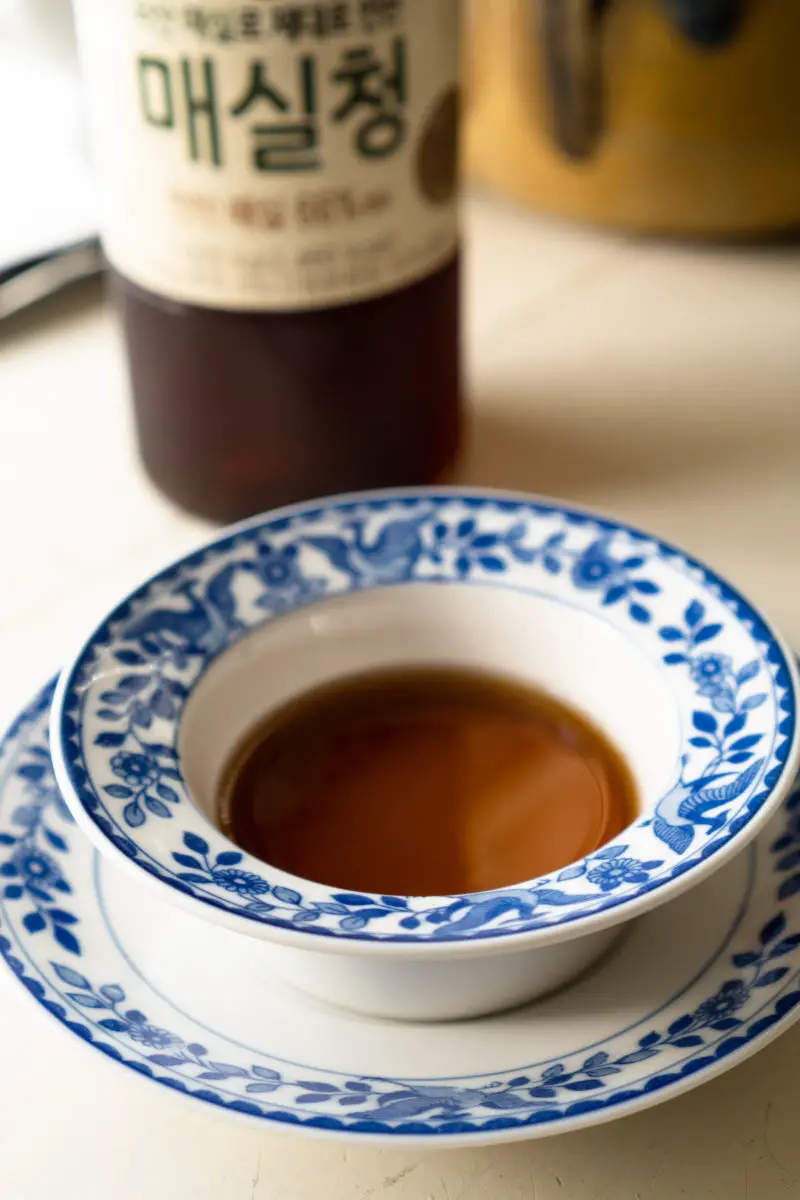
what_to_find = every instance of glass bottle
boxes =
[75,0,461,521]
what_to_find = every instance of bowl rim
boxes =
[50,486,800,959]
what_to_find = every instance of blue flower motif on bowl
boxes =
[691,652,733,695]
[585,855,655,893]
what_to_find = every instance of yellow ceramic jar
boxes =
[465,0,800,235]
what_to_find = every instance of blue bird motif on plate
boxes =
[653,757,764,854]
[122,579,230,659]
[660,0,746,48]
[304,515,429,587]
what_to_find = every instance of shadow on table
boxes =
[430,1021,800,1195]
[294,1023,800,1199]
[459,396,798,503]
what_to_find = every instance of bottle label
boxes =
[75,0,460,311]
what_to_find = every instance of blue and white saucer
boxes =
[3,679,800,1147]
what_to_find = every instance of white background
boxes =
[0,0,95,270]
[1,193,800,1197]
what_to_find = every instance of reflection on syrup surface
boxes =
[218,667,638,896]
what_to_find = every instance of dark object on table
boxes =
[536,0,747,160]
[0,240,102,322]
[661,0,746,48]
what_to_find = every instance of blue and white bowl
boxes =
[51,490,800,1020]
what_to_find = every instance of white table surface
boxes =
[1,193,800,1199]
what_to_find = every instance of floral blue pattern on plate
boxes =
[51,492,798,945]
[4,678,800,1144]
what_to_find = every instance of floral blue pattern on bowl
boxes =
[51,491,799,945]
[4,679,800,1143]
